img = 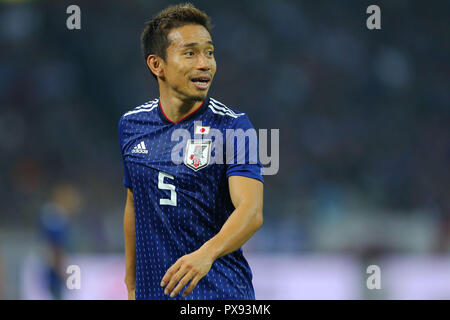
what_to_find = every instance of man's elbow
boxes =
[253,208,263,230]
[240,201,263,231]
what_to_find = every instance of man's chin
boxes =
[189,92,208,102]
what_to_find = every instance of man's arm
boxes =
[204,176,263,259]
[161,176,263,298]
[123,188,136,300]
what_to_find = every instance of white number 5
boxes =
[158,171,177,206]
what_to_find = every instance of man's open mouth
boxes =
[191,76,211,90]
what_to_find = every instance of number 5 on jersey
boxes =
[158,171,177,206]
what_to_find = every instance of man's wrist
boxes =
[201,238,222,262]
[125,278,136,291]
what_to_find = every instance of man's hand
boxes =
[161,246,215,298]
[127,288,135,300]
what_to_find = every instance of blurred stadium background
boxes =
[0,0,449,299]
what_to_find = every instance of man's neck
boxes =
[159,93,204,123]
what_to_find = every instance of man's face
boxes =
[161,24,216,101]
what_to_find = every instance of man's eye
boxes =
[207,50,214,56]
[185,51,194,56]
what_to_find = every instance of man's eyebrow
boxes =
[182,41,214,48]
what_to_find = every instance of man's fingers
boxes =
[164,267,188,295]
[182,275,202,297]
[161,261,181,286]
[169,270,195,298]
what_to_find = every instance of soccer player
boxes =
[119,3,264,300]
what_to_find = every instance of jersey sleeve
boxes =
[118,116,133,190]
[225,114,264,183]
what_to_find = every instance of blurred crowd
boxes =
[0,0,449,262]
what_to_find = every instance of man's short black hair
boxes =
[141,3,212,78]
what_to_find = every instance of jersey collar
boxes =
[158,97,209,124]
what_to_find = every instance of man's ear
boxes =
[147,55,164,78]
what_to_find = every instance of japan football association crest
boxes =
[184,139,212,171]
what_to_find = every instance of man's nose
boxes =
[196,54,210,70]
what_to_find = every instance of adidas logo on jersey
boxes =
[132,141,148,154]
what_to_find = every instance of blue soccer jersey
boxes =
[118,97,263,300]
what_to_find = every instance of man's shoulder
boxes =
[120,98,159,121]
[207,97,247,120]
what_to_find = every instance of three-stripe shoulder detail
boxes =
[208,98,245,118]
[123,99,159,117]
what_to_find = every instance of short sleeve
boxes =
[225,114,264,183]
[118,117,133,190]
